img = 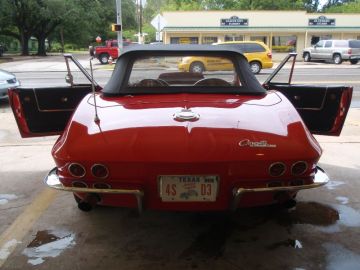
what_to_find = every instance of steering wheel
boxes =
[193,78,231,86]
[136,79,169,87]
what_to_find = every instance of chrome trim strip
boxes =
[45,167,144,214]
[230,166,329,211]
[32,88,75,113]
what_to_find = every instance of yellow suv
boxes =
[178,41,273,74]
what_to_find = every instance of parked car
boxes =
[0,69,20,100]
[178,41,273,74]
[216,41,273,73]
[89,39,138,64]
[8,46,352,214]
[303,39,360,64]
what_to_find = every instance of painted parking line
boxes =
[0,188,57,267]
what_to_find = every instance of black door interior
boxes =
[14,85,92,134]
[266,84,352,135]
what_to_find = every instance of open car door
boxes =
[8,55,100,138]
[263,53,353,136]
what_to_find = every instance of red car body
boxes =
[90,39,138,64]
[8,46,352,213]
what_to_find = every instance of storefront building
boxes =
[161,11,360,54]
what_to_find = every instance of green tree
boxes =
[0,0,42,55]
[323,0,360,12]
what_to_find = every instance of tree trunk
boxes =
[37,35,47,56]
[60,27,65,53]
[20,33,30,56]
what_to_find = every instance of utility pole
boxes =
[116,0,123,51]
[137,0,143,44]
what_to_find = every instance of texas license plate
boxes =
[159,175,219,202]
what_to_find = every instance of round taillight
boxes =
[72,181,88,188]
[291,161,308,176]
[269,162,286,177]
[91,164,109,179]
[68,163,86,178]
[93,183,111,189]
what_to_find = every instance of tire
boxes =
[189,62,205,73]
[350,59,359,65]
[303,52,311,62]
[89,46,95,57]
[249,61,261,74]
[73,193,82,203]
[99,53,109,65]
[333,54,342,64]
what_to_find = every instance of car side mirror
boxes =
[65,74,73,85]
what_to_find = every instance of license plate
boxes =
[159,175,219,202]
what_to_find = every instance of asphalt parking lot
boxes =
[0,55,360,270]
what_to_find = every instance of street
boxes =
[0,55,360,270]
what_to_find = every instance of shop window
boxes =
[272,36,297,52]
[250,36,267,44]
[202,36,218,44]
[311,35,332,45]
[225,35,244,42]
[170,37,199,44]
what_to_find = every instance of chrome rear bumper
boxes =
[44,167,144,213]
[45,166,329,213]
[231,166,329,210]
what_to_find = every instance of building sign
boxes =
[221,16,248,27]
[309,16,335,26]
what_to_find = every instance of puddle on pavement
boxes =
[335,196,349,205]
[180,213,233,259]
[326,180,345,190]
[22,230,76,266]
[179,201,359,259]
[0,194,18,205]
[324,243,360,270]
[278,202,339,226]
[267,239,303,250]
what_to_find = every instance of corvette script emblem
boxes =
[239,139,277,148]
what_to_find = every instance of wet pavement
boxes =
[0,94,360,269]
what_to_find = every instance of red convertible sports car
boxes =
[8,45,352,213]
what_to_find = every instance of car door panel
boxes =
[8,85,92,137]
[265,84,353,135]
[264,53,352,136]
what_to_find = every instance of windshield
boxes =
[102,47,267,96]
[127,55,239,89]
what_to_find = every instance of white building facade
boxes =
[161,11,360,54]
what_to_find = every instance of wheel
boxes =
[89,46,95,57]
[189,62,205,73]
[350,59,359,65]
[333,54,342,64]
[249,61,261,74]
[303,52,311,62]
[99,53,109,65]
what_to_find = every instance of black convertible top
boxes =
[103,44,266,95]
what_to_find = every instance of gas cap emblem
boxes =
[173,108,200,122]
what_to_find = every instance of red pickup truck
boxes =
[89,39,137,64]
